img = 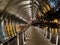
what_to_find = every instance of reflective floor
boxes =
[24,27,54,45]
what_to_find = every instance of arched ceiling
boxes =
[0,0,32,23]
[0,0,60,24]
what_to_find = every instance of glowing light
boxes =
[21,5,31,9]
[18,1,31,5]
[52,28,54,34]
[53,19,58,23]
[45,4,51,11]
[43,7,47,12]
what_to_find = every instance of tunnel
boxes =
[0,0,60,45]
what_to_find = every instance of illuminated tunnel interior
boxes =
[0,0,60,45]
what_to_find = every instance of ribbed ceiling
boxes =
[0,0,59,23]
[0,0,32,23]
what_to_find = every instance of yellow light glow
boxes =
[16,24,20,33]
[46,4,51,11]
[43,7,47,12]
[43,2,51,11]
[53,19,58,23]
[52,28,54,34]
[6,25,10,36]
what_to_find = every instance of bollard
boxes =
[22,32,25,45]
[45,30,47,38]
[49,28,52,41]
[24,31,26,41]
[0,43,3,45]
[17,34,19,45]
[56,35,58,45]
[49,32,52,41]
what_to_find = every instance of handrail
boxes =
[0,30,25,45]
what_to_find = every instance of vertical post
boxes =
[0,43,3,45]
[56,25,59,45]
[22,32,25,44]
[17,34,19,45]
[45,27,48,38]
[24,31,26,42]
[49,28,52,41]
[43,27,45,36]
[56,35,58,45]
[23,30,26,44]
[44,27,45,36]
[49,32,51,41]
[45,30,47,38]
[56,19,60,45]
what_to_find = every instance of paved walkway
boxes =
[24,27,53,45]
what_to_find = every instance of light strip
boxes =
[34,4,38,9]
[20,5,31,10]
[18,1,31,6]
[34,0,39,5]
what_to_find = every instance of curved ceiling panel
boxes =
[19,5,31,10]
[0,0,9,10]
[4,0,32,23]
[0,0,50,23]
[18,8,32,21]
[18,0,31,5]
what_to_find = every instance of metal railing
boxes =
[0,29,28,45]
